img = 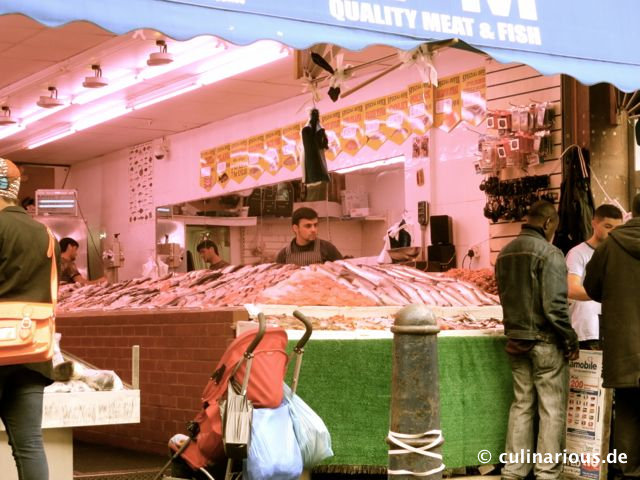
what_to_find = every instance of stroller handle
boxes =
[244,312,267,357]
[292,310,313,352]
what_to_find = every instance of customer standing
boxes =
[584,194,640,479]
[0,157,59,480]
[495,200,579,480]
[566,204,623,350]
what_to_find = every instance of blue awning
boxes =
[2,0,640,92]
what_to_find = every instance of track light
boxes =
[147,40,173,66]
[82,65,109,88]
[37,86,65,108]
[0,107,17,126]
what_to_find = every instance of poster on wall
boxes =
[383,91,410,145]
[247,134,266,180]
[215,144,231,188]
[320,111,342,161]
[264,128,283,175]
[412,133,430,160]
[364,96,388,150]
[199,147,216,191]
[461,67,487,127]
[128,142,154,223]
[229,139,249,184]
[281,123,302,171]
[435,74,462,132]
[340,103,365,157]
[407,82,434,136]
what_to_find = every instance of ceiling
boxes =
[0,15,397,166]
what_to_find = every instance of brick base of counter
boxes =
[56,308,247,455]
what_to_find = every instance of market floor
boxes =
[72,440,503,480]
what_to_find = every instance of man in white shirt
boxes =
[566,204,623,350]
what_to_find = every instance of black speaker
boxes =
[427,244,456,271]
[430,215,453,245]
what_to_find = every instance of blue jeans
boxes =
[503,342,569,480]
[0,366,49,480]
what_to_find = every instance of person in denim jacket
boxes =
[496,200,579,480]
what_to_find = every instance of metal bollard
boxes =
[388,305,443,480]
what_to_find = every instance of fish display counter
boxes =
[54,262,508,468]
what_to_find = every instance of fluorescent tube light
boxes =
[0,124,25,141]
[334,156,405,174]
[27,128,75,149]
[73,104,131,131]
[132,83,202,110]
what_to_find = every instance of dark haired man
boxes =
[584,194,640,479]
[60,237,105,284]
[566,204,623,350]
[275,207,342,265]
[196,239,229,270]
[495,200,579,480]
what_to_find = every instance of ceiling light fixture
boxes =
[0,124,25,141]
[132,83,202,110]
[147,40,173,66]
[82,65,109,89]
[73,103,132,131]
[27,127,75,150]
[198,41,290,85]
[36,86,65,109]
[0,106,17,126]
[334,156,405,174]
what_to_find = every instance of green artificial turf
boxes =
[286,336,513,470]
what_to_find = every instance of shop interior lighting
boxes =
[0,106,17,126]
[334,156,405,174]
[27,127,75,149]
[21,41,290,149]
[0,124,25,141]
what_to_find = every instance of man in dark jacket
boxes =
[496,200,579,480]
[0,157,60,480]
[584,193,640,479]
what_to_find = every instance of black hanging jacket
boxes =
[553,146,595,255]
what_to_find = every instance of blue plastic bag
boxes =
[243,400,303,480]
[283,383,334,467]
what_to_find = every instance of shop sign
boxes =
[199,147,217,191]
[339,103,365,157]
[435,73,462,132]
[281,123,302,171]
[264,128,283,174]
[247,134,266,180]
[364,96,387,150]
[461,67,486,127]
[383,91,410,145]
[229,139,249,183]
[407,82,434,136]
[215,144,231,187]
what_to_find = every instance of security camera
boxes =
[153,138,169,160]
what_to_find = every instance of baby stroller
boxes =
[154,310,313,480]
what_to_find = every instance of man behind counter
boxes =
[276,207,343,266]
[197,239,229,270]
[60,237,105,285]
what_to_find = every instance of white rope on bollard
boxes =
[387,429,445,477]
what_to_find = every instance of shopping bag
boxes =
[220,380,253,459]
[0,228,57,366]
[243,400,303,480]
[283,383,334,467]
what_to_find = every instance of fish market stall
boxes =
[55,262,510,468]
